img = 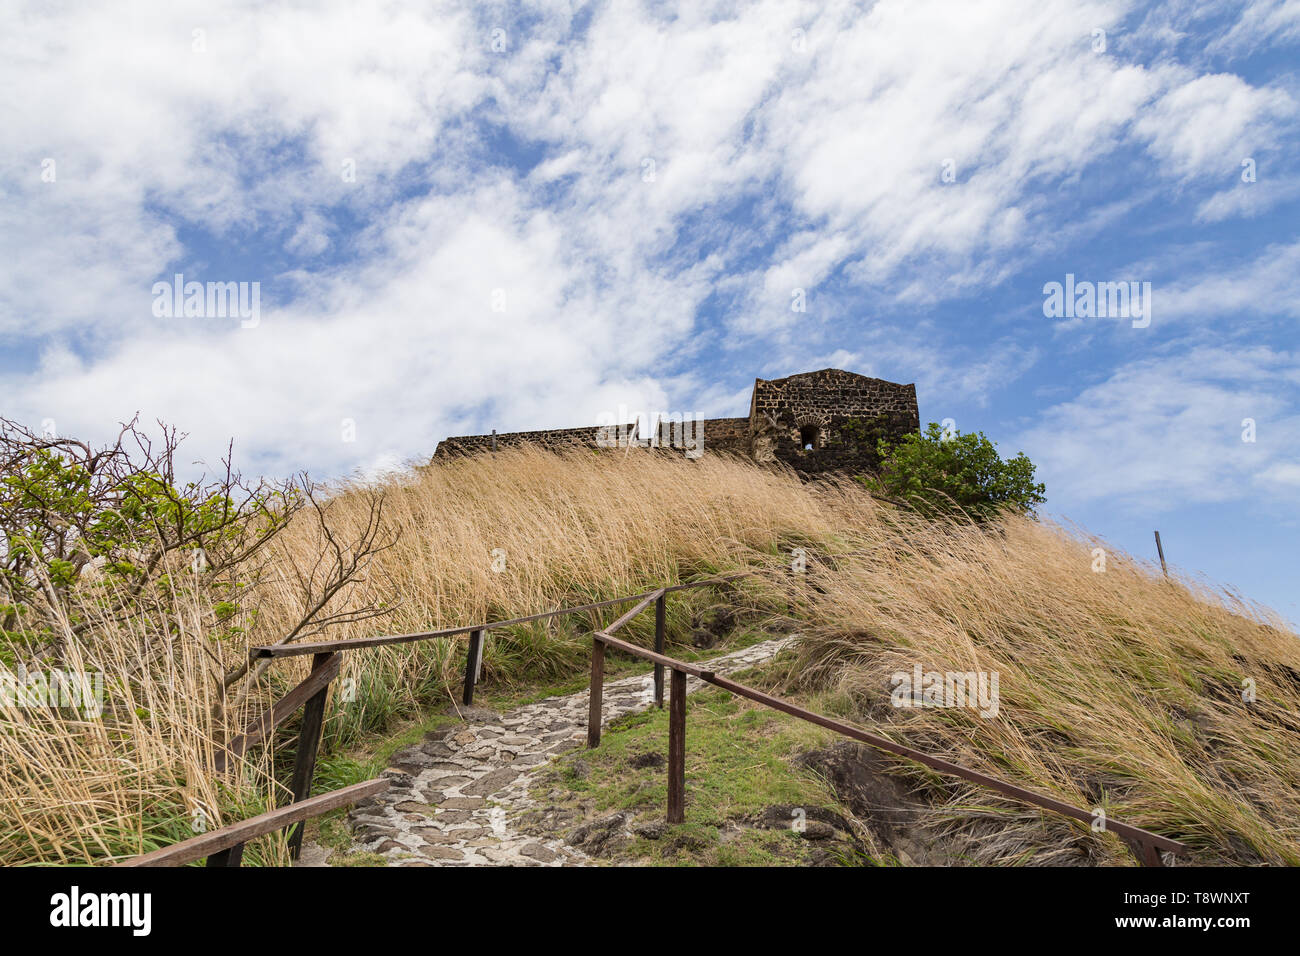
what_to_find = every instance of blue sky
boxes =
[2,0,1298,622]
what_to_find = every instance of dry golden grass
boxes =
[2,446,1296,865]
[0,577,290,866]
[238,447,869,739]
[786,509,1300,865]
[0,448,856,864]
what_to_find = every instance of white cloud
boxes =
[6,172,717,475]
[2,0,1297,480]
[1018,346,1300,510]
[1196,176,1300,221]
[286,213,333,258]
[1259,461,1300,487]
[1208,0,1300,56]
[1132,71,1295,179]
[1157,238,1300,322]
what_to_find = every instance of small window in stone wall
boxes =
[799,424,819,451]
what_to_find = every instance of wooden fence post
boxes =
[588,636,605,748]
[1126,836,1164,867]
[653,593,666,709]
[205,844,245,867]
[286,651,335,859]
[462,629,484,705]
[1154,530,1168,577]
[667,668,686,824]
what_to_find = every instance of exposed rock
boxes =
[569,813,631,856]
[749,803,854,835]
[632,821,667,841]
[390,750,438,773]
[448,705,502,724]
[460,766,521,796]
[797,741,942,865]
[692,605,737,648]
[432,809,474,825]
[436,796,486,810]
[520,843,560,863]
[666,830,711,853]
[418,846,465,861]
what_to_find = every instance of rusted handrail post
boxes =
[286,651,336,859]
[588,636,605,748]
[462,628,484,705]
[653,593,667,708]
[667,668,686,823]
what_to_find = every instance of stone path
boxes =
[321,637,792,867]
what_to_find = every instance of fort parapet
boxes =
[432,368,920,474]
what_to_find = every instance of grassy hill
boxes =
[3,447,1296,865]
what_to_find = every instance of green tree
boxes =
[866,422,1045,521]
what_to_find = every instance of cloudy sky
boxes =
[3,0,1298,620]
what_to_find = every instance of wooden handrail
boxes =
[250,589,662,659]
[214,653,341,773]
[248,575,748,660]
[600,589,664,636]
[594,630,713,678]
[169,567,1187,870]
[705,671,1187,855]
[592,616,1188,865]
[118,778,389,867]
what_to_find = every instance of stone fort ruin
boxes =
[433,368,920,474]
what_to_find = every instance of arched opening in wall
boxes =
[799,424,819,451]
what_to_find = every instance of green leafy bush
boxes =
[865,422,1045,521]
[0,416,394,679]
[0,421,293,650]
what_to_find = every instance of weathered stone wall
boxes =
[700,417,750,455]
[749,369,920,475]
[432,368,920,475]
[750,369,919,426]
[434,424,626,457]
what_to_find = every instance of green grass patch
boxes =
[531,686,872,866]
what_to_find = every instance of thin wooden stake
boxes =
[667,668,686,824]
[588,637,605,748]
[1154,530,1168,577]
